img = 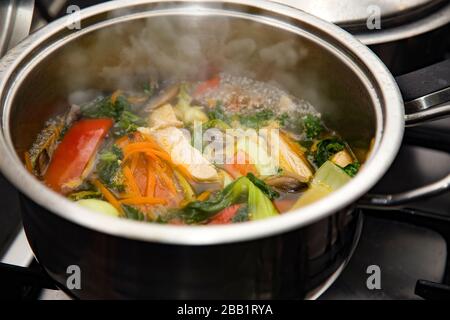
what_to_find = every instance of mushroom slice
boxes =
[144,84,180,111]
[264,175,308,193]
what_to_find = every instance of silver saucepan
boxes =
[0,0,449,299]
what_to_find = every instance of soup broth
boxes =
[26,73,362,225]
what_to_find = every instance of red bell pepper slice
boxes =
[222,152,258,179]
[208,204,242,225]
[194,75,220,97]
[44,118,113,194]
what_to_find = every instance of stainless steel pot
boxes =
[0,0,449,299]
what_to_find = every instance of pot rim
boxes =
[0,0,404,245]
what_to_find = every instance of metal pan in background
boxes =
[276,0,450,75]
[0,0,35,57]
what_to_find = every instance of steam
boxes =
[67,10,308,96]
[61,3,344,122]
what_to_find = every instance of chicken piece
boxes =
[139,127,218,181]
[148,104,183,130]
[331,150,353,168]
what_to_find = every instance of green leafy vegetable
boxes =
[180,183,246,224]
[175,83,209,125]
[203,119,231,131]
[178,83,192,104]
[313,160,352,190]
[112,110,145,137]
[77,199,120,217]
[299,140,314,150]
[342,162,361,177]
[155,215,169,224]
[68,190,102,201]
[143,82,154,96]
[247,180,280,221]
[81,95,144,137]
[277,112,289,126]
[207,102,230,123]
[172,170,194,203]
[81,96,125,120]
[293,161,351,209]
[246,173,280,200]
[303,115,323,139]
[97,145,125,192]
[178,176,278,224]
[232,204,249,223]
[122,205,145,221]
[314,139,345,167]
[238,109,274,129]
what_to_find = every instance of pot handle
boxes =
[364,60,450,209]
[396,59,450,126]
[358,174,450,209]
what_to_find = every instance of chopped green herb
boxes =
[246,173,280,200]
[122,205,145,221]
[277,112,290,126]
[97,145,125,192]
[342,162,361,177]
[81,94,143,137]
[298,140,314,150]
[112,110,145,137]
[314,139,345,167]
[207,102,230,123]
[202,119,231,131]
[238,109,274,129]
[303,115,323,139]
[81,96,124,121]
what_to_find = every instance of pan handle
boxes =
[367,59,450,209]
[358,174,450,209]
[396,59,450,126]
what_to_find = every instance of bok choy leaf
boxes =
[178,176,278,224]
[292,161,351,209]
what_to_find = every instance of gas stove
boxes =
[0,0,449,300]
